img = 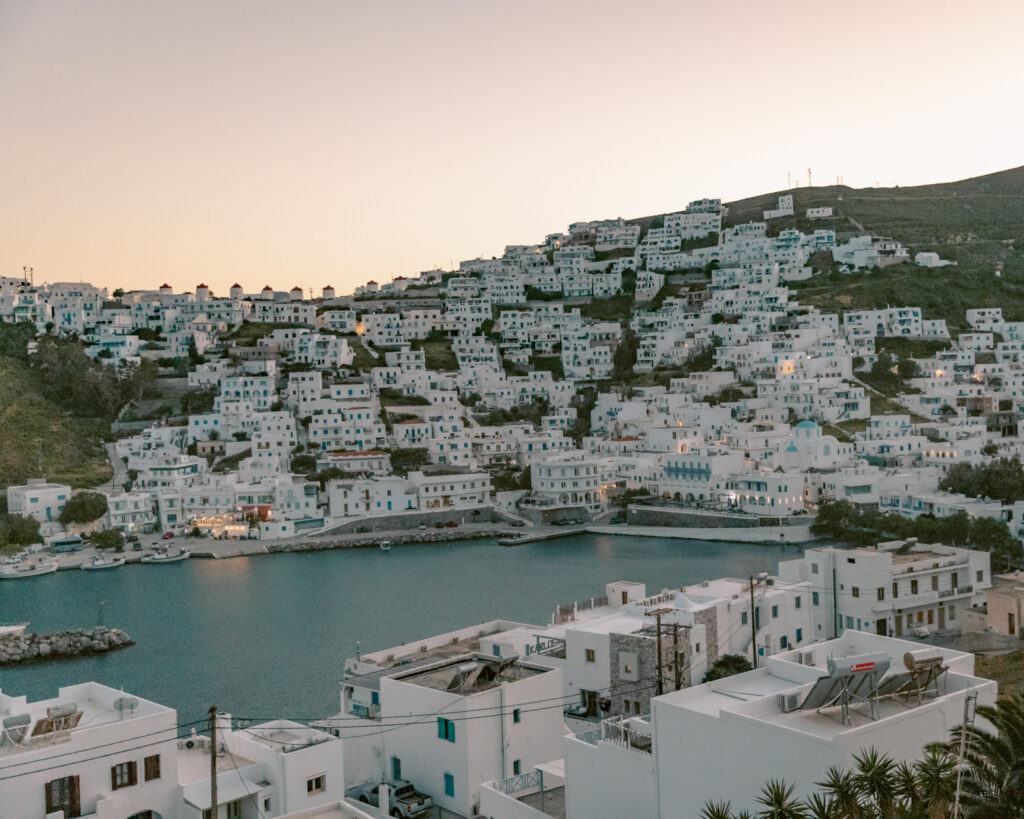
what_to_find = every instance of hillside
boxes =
[635,166,1024,333]
[0,355,113,488]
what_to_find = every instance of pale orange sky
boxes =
[1,0,1022,296]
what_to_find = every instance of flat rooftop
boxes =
[655,631,995,739]
[0,682,173,760]
[177,738,257,784]
[395,655,553,694]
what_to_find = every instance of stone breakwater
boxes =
[266,528,510,553]
[0,627,134,666]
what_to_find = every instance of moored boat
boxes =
[379,540,391,552]
[81,554,126,571]
[140,548,190,564]
[0,560,59,579]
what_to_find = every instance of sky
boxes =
[1,0,1022,296]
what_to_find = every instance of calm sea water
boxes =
[0,534,799,726]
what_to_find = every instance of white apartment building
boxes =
[407,470,492,510]
[564,632,994,819]
[0,682,180,819]
[778,539,991,641]
[7,479,72,523]
[178,717,345,819]
[530,451,607,512]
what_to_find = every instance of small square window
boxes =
[585,648,595,663]
[306,774,325,795]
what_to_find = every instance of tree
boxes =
[969,516,1022,572]
[90,529,124,551]
[896,356,919,380]
[59,492,108,525]
[704,654,753,682]
[289,454,317,474]
[935,693,1024,817]
[612,328,639,381]
[0,514,41,548]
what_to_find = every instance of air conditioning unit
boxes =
[778,692,802,712]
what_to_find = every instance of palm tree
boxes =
[756,779,808,819]
[937,693,1024,818]
[852,748,898,816]
[817,765,865,818]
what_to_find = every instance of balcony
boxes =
[939,585,974,599]
[348,703,379,720]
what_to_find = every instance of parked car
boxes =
[346,779,433,817]
[445,520,458,528]
[126,533,140,544]
[161,532,175,540]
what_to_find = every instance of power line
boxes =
[0,720,208,783]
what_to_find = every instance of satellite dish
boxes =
[113,697,139,718]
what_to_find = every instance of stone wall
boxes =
[626,506,759,528]
[0,627,133,666]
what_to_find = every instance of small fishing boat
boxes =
[0,560,59,579]
[140,548,190,564]
[81,554,126,571]
[379,540,391,552]
[0,622,29,636]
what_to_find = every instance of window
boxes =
[877,588,885,601]
[780,636,788,649]
[144,754,161,781]
[444,773,455,797]
[771,605,778,618]
[695,642,701,653]
[513,760,521,776]
[264,798,272,812]
[846,616,854,628]
[111,760,138,790]
[847,557,856,564]
[911,579,919,595]
[46,775,80,818]
[795,596,801,609]
[307,774,326,795]
[852,587,860,598]
[226,802,242,819]
[741,611,748,625]
[812,592,819,606]
[437,717,456,742]
[978,570,984,582]
[932,576,939,591]
[893,582,899,599]
[513,708,521,724]
[585,648,596,662]
[811,563,819,574]
[796,628,803,643]
[949,606,956,620]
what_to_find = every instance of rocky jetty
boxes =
[0,627,134,666]
[266,528,509,553]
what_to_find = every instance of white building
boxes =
[563,631,995,819]
[779,539,991,641]
[7,478,72,523]
[0,682,180,819]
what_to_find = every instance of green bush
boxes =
[59,492,108,525]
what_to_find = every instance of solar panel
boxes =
[798,674,846,711]
[875,672,915,698]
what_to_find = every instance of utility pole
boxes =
[953,692,977,818]
[807,167,813,187]
[833,561,840,638]
[749,576,759,668]
[672,623,681,691]
[647,607,672,696]
[209,706,218,817]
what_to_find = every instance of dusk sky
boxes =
[2,0,1022,296]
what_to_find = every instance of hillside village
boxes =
[5,185,1024,818]
[3,186,1024,558]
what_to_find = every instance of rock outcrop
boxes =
[0,627,134,666]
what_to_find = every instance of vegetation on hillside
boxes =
[812,498,1022,571]
[939,457,1024,504]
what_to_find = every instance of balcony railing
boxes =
[494,769,544,796]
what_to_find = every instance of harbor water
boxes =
[0,534,800,726]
